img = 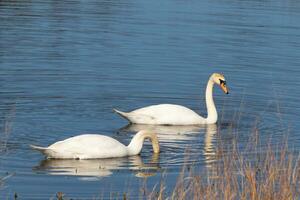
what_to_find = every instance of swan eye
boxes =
[219,79,226,85]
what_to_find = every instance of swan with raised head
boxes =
[114,73,229,125]
[30,130,159,159]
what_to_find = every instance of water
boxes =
[1,0,300,199]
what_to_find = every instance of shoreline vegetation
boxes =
[148,136,300,200]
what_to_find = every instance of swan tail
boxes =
[30,145,59,158]
[114,108,156,124]
[30,145,49,154]
[113,109,131,120]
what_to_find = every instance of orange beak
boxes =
[220,83,229,94]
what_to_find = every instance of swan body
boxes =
[30,130,159,159]
[115,104,205,125]
[114,73,229,125]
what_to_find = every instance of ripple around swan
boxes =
[118,124,219,168]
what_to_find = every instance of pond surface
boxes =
[1,0,300,199]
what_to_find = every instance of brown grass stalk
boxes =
[147,135,300,200]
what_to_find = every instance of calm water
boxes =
[1,0,300,199]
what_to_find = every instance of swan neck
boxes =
[127,131,160,156]
[205,79,217,124]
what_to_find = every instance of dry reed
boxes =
[148,133,300,200]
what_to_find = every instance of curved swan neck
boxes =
[127,130,160,156]
[205,78,217,124]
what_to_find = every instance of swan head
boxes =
[137,130,160,154]
[210,73,229,94]
[128,130,160,155]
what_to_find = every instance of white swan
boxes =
[30,130,159,159]
[114,73,229,125]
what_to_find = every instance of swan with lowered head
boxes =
[114,73,229,125]
[30,130,159,159]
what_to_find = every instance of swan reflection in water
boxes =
[33,154,159,180]
[120,123,218,166]
[121,124,205,141]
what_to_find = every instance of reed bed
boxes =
[148,136,300,200]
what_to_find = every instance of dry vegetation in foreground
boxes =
[148,137,300,200]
